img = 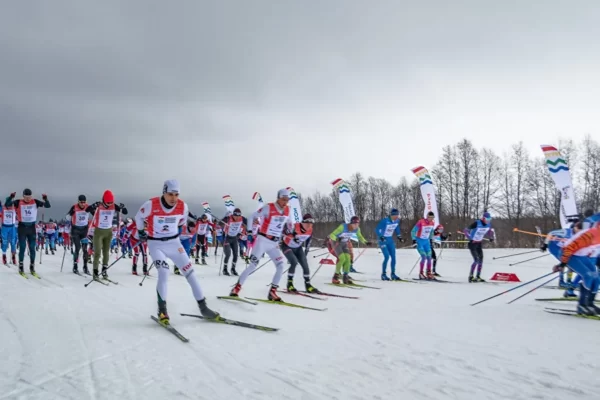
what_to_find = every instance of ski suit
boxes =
[5,195,51,265]
[375,216,401,276]
[329,224,367,274]
[1,204,17,256]
[411,218,435,275]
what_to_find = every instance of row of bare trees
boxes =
[301,135,600,247]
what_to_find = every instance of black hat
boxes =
[23,188,32,196]
[78,194,86,202]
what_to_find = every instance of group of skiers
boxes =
[3,184,599,322]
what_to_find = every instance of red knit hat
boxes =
[103,190,114,204]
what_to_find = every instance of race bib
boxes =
[472,228,489,241]
[266,216,286,237]
[197,223,208,235]
[2,210,15,225]
[228,221,242,236]
[75,211,89,226]
[152,215,179,236]
[383,223,398,237]
[97,210,114,229]
[20,204,37,223]
[420,226,433,239]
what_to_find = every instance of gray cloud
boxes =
[1,1,599,219]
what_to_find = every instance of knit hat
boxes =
[350,216,360,224]
[483,211,492,220]
[23,188,32,196]
[390,208,399,216]
[103,190,114,204]
[277,188,290,199]
[78,194,86,202]
[163,179,180,194]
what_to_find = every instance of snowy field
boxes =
[1,247,599,400]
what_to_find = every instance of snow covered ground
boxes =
[1,247,599,400]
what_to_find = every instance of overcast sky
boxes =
[1,0,599,219]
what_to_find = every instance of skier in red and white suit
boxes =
[229,188,292,301]
[123,219,149,275]
[135,179,219,324]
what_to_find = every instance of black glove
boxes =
[412,239,416,245]
[138,230,148,242]
[397,236,403,243]
[379,236,385,242]
[540,243,548,252]
[119,203,125,209]
[553,262,566,273]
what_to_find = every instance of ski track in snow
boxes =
[1,248,599,400]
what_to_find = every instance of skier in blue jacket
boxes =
[375,208,402,280]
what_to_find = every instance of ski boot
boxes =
[419,272,427,280]
[588,292,600,315]
[11,253,16,264]
[45,248,48,255]
[433,270,441,277]
[197,298,220,319]
[201,257,207,265]
[30,263,36,276]
[229,282,242,297]
[132,264,138,275]
[475,275,486,282]
[18,262,24,274]
[222,266,230,276]
[332,272,341,284]
[342,273,353,285]
[390,273,401,281]
[427,270,436,280]
[73,262,79,274]
[350,265,359,273]
[101,265,108,279]
[563,288,577,298]
[230,263,238,276]
[157,299,170,325]
[305,281,319,293]
[468,275,475,283]
[287,278,297,292]
[268,284,282,301]
[381,273,390,281]
[2,254,6,265]
[194,257,200,265]
[577,285,595,315]
[174,266,181,275]
[143,263,149,275]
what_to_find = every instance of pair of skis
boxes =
[217,295,327,311]
[151,313,279,342]
[544,307,600,320]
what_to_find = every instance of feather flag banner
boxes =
[411,166,439,227]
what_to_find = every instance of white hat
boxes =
[163,179,181,194]
[277,188,290,198]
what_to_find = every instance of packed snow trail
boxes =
[0,248,599,400]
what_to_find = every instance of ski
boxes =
[412,278,456,283]
[102,277,119,285]
[30,272,42,279]
[150,315,189,342]
[544,308,600,320]
[180,313,279,332]
[535,297,597,302]
[283,290,327,300]
[217,296,257,305]
[325,283,362,290]
[345,282,381,289]
[244,297,327,311]
[18,271,29,279]
[92,277,109,286]
[383,279,419,284]
[301,290,359,299]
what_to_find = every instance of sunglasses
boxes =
[233,212,242,216]
[302,218,315,224]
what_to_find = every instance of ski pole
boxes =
[470,271,557,306]
[492,249,541,260]
[507,274,560,304]
[312,251,330,258]
[408,256,420,275]
[84,241,142,287]
[508,253,550,266]
[138,261,155,287]
[60,246,67,272]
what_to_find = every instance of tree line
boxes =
[300,135,600,248]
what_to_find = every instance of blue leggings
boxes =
[549,241,599,292]
[380,239,396,274]
[1,225,17,253]
[181,238,193,256]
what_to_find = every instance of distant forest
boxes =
[301,135,599,248]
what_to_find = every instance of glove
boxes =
[553,263,566,273]
[119,203,125,209]
[42,194,48,200]
[412,239,416,245]
[138,230,148,242]
[10,192,16,198]
[379,236,385,242]
[540,243,548,252]
[489,238,494,243]
[397,236,403,243]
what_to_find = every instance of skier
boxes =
[179,219,197,257]
[66,194,94,274]
[464,211,495,282]
[229,189,292,301]
[549,223,600,315]
[123,218,149,275]
[430,224,449,277]
[221,207,247,276]
[135,179,219,324]
[283,213,319,293]
[411,211,436,280]
[375,208,402,281]
[89,190,128,280]
[194,214,214,265]
[4,189,51,275]
[1,200,18,265]
[328,216,371,285]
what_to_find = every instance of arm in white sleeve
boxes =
[248,206,270,231]
[135,200,152,231]
[179,203,189,227]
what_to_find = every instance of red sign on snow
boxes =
[319,259,334,265]
[490,272,521,282]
